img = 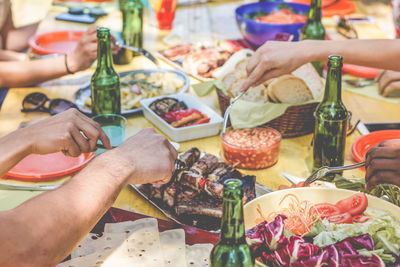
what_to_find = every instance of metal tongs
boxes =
[304,161,365,186]
[115,41,158,65]
[221,91,246,135]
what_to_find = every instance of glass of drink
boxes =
[92,114,127,155]
[152,0,177,30]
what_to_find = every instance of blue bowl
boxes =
[235,2,309,47]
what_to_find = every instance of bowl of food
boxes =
[221,127,281,169]
[235,2,309,47]
[244,188,400,266]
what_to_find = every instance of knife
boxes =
[115,42,158,65]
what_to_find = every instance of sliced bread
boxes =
[292,63,324,99]
[222,73,238,92]
[229,78,268,103]
[268,74,313,104]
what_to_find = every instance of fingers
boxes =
[366,170,400,190]
[365,158,400,182]
[241,63,268,92]
[71,128,91,153]
[375,70,385,82]
[365,146,400,166]
[381,80,400,97]
[62,133,82,157]
[377,70,400,95]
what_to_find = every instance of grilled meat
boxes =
[189,153,219,176]
[208,162,232,182]
[149,184,164,200]
[178,147,201,167]
[175,196,222,218]
[163,183,179,208]
[180,172,204,192]
[149,97,187,117]
[204,180,224,200]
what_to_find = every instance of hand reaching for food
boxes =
[365,139,400,189]
[20,109,111,157]
[241,41,312,92]
[113,128,178,185]
[375,70,400,97]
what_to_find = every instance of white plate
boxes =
[140,93,223,142]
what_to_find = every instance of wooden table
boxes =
[0,1,399,219]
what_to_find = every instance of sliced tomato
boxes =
[335,193,368,215]
[327,212,353,224]
[278,185,290,190]
[310,203,341,219]
[352,214,370,223]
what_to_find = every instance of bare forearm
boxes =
[0,129,32,177]
[303,39,400,71]
[0,150,133,267]
[0,56,68,87]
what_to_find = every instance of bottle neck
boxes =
[97,36,113,70]
[219,189,246,244]
[307,0,322,22]
[322,65,342,103]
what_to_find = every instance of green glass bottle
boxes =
[301,0,326,76]
[210,179,254,267]
[91,27,121,115]
[114,0,143,65]
[312,55,348,179]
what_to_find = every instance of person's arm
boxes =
[0,113,177,266]
[242,39,400,91]
[0,49,26,61]
[365,139,400,190]
[0,26,98,88]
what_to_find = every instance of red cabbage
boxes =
[343,254,385,267]
[343,234,374,251]
[265,215,288,251]
[291,250,330,267]
[264,236,320,266]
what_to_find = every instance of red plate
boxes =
[343,64,380,79]
[93,207,219,245]
[5,152,94,181]
[28,31,84,55]
[352,130,400,162]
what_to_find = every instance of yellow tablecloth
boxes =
[1,0,399,220]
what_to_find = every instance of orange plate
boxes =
[289,0,355,17]
[28,31,84,55]
[352,130,400,162]
[343,64,380,79]
[5,152,94,181]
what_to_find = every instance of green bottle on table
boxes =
[312,55,348,179]
[91,27,121,116]
[114,0,143,65]
[301,0,326,76]
[210,179,254,267]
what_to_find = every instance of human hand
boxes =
[241,40,313,91]
[21,109,111,157]
[375,70,400,97]
[365,139,400,190]
[67,26,98,73]
[112,128,178,185]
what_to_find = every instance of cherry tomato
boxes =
[310,203,341,219]
[327,212,353,224]
[335,193,368,215]
[352,214,370,223]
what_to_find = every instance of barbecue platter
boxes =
[132,147,270,231]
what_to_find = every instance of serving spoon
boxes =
[221,90,246,135]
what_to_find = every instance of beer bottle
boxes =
[301,0,326,76]
[91,27,121,115]
[312,55,348,179]
[210,179,254,267]
[114,0,143,65]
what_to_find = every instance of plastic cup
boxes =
[153,0,177,30]
[92,114,127,155]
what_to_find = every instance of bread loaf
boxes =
[268,75,313,104]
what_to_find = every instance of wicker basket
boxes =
[217,89,319,138]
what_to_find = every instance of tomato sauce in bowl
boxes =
[221,127,281,169]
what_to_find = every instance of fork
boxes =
[304,161,365,186]
[221,90,246,135]
[115,41,158,65]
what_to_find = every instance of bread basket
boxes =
[217,88,318,138]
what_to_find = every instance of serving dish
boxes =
[141,94,223,142]
[235,2,309,47]
[130,147,273,231]
[29,31,84,55]
[221,127,282,169]
[74,69,190,116]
